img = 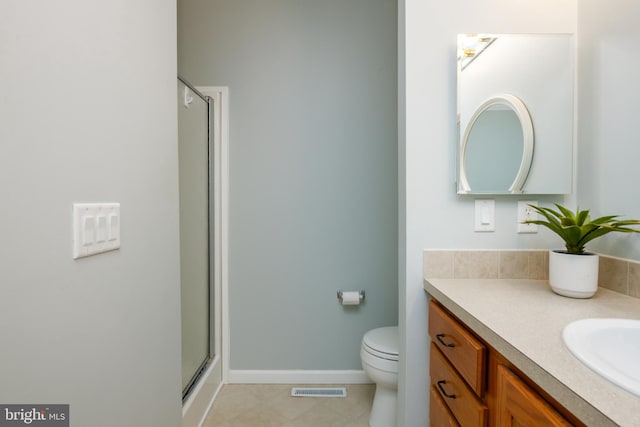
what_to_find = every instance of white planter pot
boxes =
[548,250,599,298]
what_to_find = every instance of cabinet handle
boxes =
[436,380,457,399]
[435,333,455,348]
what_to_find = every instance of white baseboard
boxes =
[227,369,372,384]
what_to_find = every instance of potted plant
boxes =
[523,204,640,298]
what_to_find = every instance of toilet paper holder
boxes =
[337,290,365,303]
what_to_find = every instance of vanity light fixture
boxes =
[458,34,496,70]
[463,48,476,58]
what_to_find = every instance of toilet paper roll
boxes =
[341,291,361,305]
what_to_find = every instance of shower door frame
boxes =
[181,85,229,427]
[179,76,213,401]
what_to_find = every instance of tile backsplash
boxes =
[423,250,548,280]
[598,255,640,298]
[423,250,640,299]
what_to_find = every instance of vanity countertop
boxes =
[424,278,640,427]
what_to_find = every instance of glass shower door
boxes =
[178,77,212,398]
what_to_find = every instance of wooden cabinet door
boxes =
[496,364,572,427]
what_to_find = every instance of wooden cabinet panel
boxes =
[429,300,486,396]
[429,387,460,427]
[430,385,461,427]
[496,364,572,427]
[428,298,586,427]
[430,344,488,427]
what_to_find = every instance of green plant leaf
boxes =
[575,209,590,226]
[563,225,582,245]
[522,204,640,254]
[612,219,640,227]
[556,204,576,220]
[590,215,620,225]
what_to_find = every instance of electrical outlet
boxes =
[517,201,538,233]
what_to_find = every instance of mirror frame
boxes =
[458,94,534,194]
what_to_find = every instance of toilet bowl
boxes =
[361,326,398,427]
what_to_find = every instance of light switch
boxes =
[73,203,121,259]
[82,216,96,246]
[475,199,495,232]
[108,213,119,241]
[96,215,107,243]
[481,205,491,225]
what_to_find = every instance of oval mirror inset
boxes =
[459,94,534,194]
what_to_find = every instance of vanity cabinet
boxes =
[428,299,583,427]
[429,300,487,426]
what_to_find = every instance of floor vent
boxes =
[291,387,347,398]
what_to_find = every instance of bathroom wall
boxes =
[178,0,398,372]
[0,2,182,426]
[576,0,640,261]
[399,0,577,424]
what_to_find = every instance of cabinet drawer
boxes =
[429,300,486,395]
[430,344,488,427]
[430,385,460,427]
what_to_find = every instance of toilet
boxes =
[360,326,399,427]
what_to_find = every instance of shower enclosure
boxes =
[177,76,213,400]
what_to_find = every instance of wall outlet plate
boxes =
[517,201,538,233]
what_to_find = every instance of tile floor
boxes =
[202,384,375,426]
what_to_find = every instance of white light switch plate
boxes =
[474,199,495,232]
[73,203,120,259]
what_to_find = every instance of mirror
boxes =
[457,34,574,194]
[460,94,533,193]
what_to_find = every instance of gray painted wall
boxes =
[577,0,640,261]
[0,2,182,426]
[178,0,398,369]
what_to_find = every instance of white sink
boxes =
[563,318,640,397]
